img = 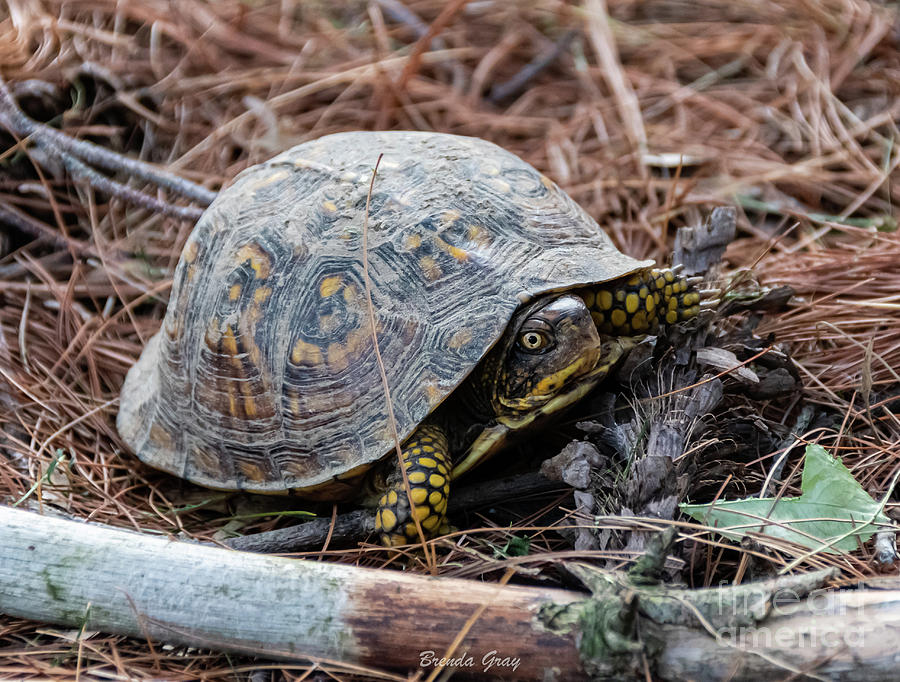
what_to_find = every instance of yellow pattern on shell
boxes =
[320,276,342,297]
[490,178,511,193]
[435,235,468,262]
[227,384,238,416]
[183,241,199,263]
[448,329,473,349]
[327,342,350,371]
[250,170,288,189]
[291,338,323,366]
[419,255,442,281]
[222,326,239,357]
[235,244,271,279]
[425,382,443,406]
[238,460,266,482]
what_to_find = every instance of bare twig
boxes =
[376,0,467,88]
[488,29,578,103]
[394,0,471,93]
[0,202,93,254]
[56,151,204,221]
[0,76,216,206]
[223,472,561,553]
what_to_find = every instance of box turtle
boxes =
[118,131,702,546]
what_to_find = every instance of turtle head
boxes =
[491,294,628,419]
[452,294,632,478]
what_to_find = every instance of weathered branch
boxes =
[56,148,204,221]
[488,29,578,104]
[0,202,95,255]
[224,508,373,553]
[1,506,582,679]
[4,506,900,680]
[0,76,214,224]
[0,77,217,206]
[224,471,562,553]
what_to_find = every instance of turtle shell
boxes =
[117,131,652,494]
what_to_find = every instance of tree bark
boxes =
[3,505,900,680]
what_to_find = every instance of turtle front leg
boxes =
[376,424,451,547]
[580,266,703,336]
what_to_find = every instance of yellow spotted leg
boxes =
[581,267,703,336]
[375,425,451,547]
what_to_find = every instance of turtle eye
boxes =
[518,330,552,352]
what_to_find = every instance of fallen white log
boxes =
[2,505,900,680]
[0,506,581,678]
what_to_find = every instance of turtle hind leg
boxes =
[581,266,702,336]
[375,424,451,547]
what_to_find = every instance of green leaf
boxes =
[680,444,893,554]
[497,535,531,558]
